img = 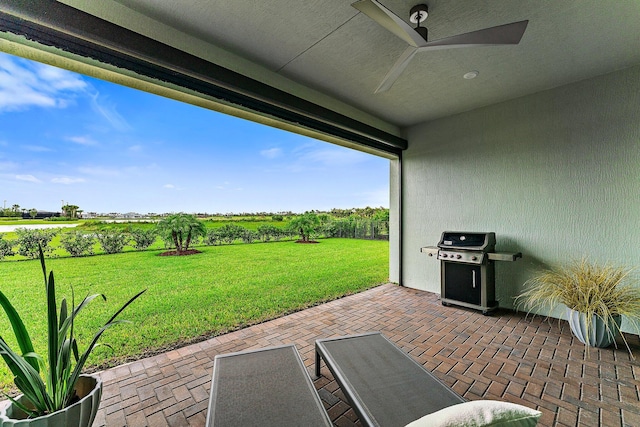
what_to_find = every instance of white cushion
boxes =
[405,400,542,427]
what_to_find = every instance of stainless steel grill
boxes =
[421,231,521,315]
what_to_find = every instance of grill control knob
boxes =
[441,253,448,258]
[456,254,462,259]
[471,255,478,261]
[428,253,433,257]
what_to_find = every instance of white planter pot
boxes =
[566,308,622,348]
[0,375,102,427]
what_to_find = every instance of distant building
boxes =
[21,211,61,219]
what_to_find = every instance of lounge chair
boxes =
[206,344,332,427]
[315,332,466,426]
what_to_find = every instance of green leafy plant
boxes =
[96,231,129,254]
[216,224,246,245]
[0,248,145,418]
[129,228,157,250]
[60,231,95,257]
[516,259,640,353]
[287,212,321,242]
[0,236,14,260]
[156,214,206,252]
[204,228,222,246]
[15,228,59,259]
[240,229,258,244]
[256,224,283,242]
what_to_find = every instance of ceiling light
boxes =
[463,71,479,79]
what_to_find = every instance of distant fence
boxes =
[324,219,389,240]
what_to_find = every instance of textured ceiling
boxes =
[68,0,640,128]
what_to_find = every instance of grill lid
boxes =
[437,231,496,252]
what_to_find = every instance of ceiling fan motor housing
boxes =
[409,4,428,41]
[409,4,428,24]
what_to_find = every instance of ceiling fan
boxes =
[351,0,528,93]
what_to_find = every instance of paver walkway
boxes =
[92,284,640,427]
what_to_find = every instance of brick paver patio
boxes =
[92,284,640,427]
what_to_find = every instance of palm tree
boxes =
[287,212,321,242]
[156,213,206,253]
[61,204,79,219]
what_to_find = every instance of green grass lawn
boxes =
[0,238,388,391]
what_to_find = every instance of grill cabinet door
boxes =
[443,262,481,306]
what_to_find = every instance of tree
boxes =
[29,208,38,219]
[156,213,206,253]
[287,212,321,242]
[61,204,80,219]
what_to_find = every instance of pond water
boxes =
[0,223,80,233]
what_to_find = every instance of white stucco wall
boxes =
[395,65,640,326]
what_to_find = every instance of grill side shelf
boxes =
[420,246,439,257]
[487,252,522,262]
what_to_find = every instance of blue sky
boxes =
[0,52,389,214]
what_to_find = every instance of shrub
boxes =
[272,214,284,221]
[256,224,283,242]
[96,230,129,254]
[130,228,157,250]
[217,224,246,244]
[60,231,95,257]
[241,229,258,244]
[15,228,59,258]
[204,229,222,246]
[0,235,14,259]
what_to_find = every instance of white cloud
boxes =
[16,174,41,183]
[260,147,282,159]
[287,143,370,172]
[67,136,98,146]
[89,92,131,131]
[163,184,175,189]
[52,177,85,184]
[35,65,86,91]
[0,52,86,113]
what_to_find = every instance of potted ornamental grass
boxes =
[516,258,640,354]
[0,248,145,426]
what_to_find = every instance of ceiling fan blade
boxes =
[352,0,426,47]
[375,46,417,93]
[418,20,529,51]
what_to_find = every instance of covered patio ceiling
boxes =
[1,1,639,154]
[97,0,639,127]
